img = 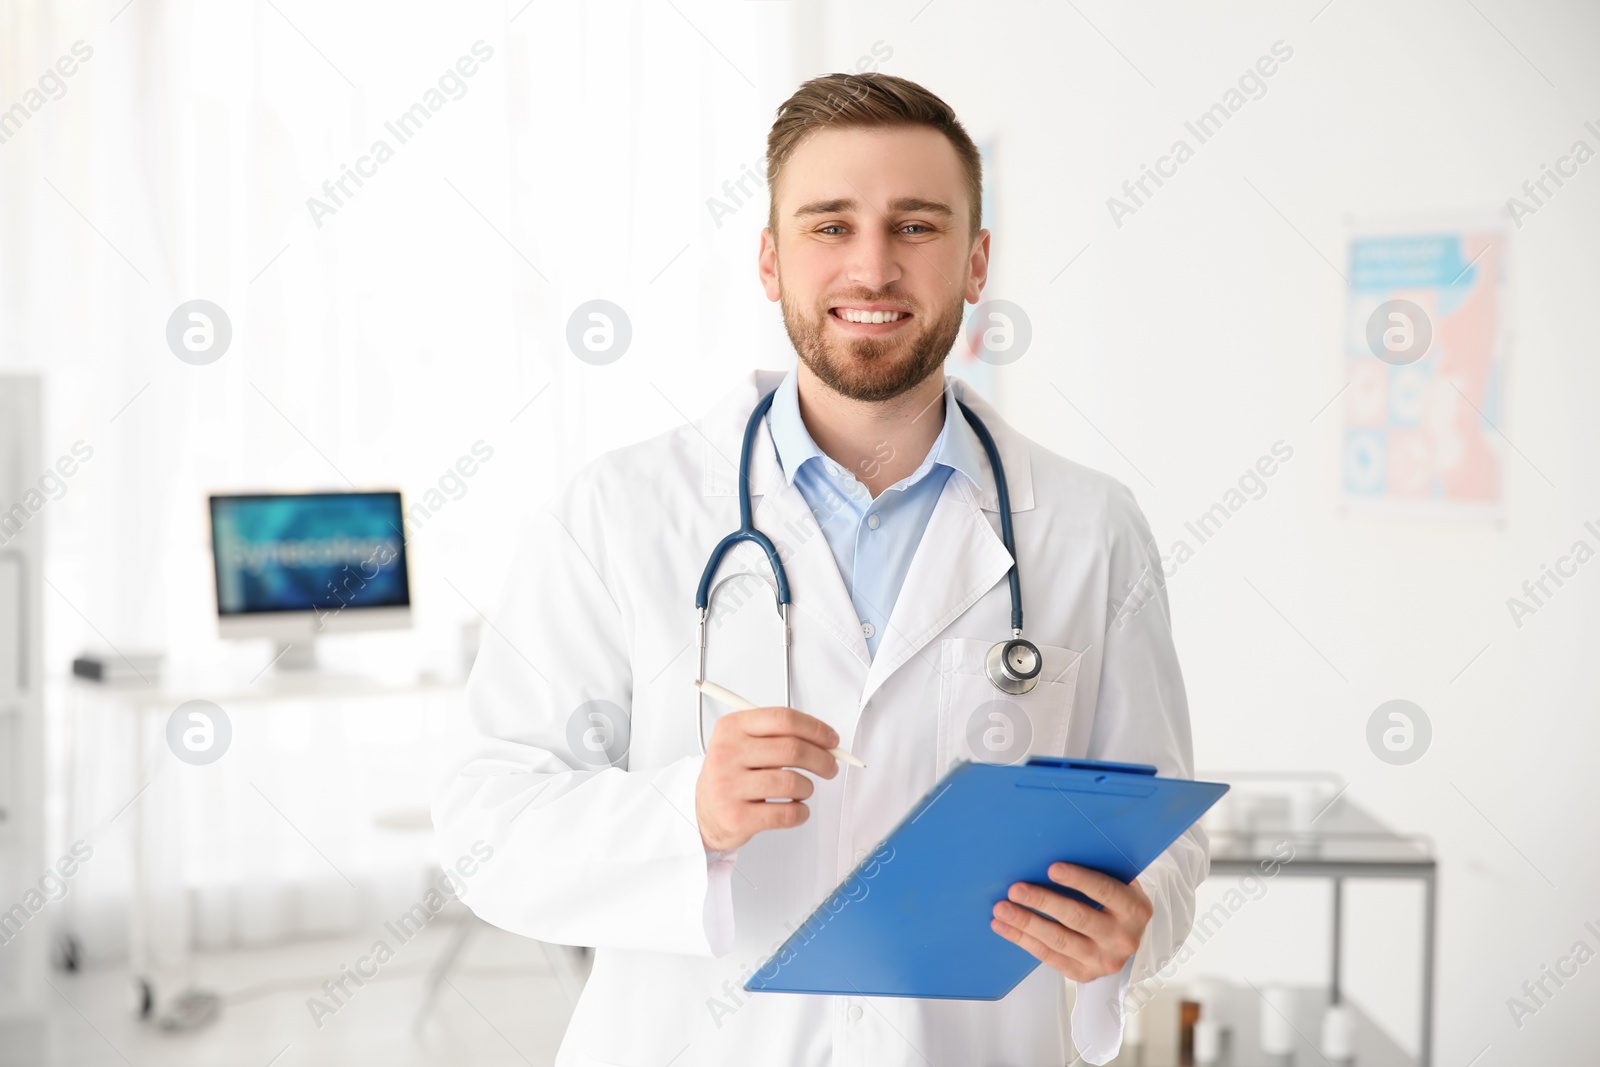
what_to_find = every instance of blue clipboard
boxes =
[743,755,1228,1000]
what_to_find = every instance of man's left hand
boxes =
[990,862,1152,982]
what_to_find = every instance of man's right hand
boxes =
[695,706,840,853]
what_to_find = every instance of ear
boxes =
[758,227,781,303]
[964,228,991,304]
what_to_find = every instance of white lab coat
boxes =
[433,368,1207,1066]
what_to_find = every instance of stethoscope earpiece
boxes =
[985,636,1042,695]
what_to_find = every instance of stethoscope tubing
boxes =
[692,384,1032,755]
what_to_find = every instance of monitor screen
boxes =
[209,492,410,618]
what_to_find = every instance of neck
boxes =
[794,363,948,498]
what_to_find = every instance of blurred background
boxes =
[1,0,1597,1063]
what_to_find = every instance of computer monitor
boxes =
[209,491,411,666]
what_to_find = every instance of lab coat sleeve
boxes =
[1068,482,1209,1065]
[431,497,734,958]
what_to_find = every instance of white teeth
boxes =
[837,308,905,324]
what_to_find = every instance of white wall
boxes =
[810,0,1600,1060]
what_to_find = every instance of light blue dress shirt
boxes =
[765,369,988,658]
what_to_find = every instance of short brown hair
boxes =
[765,73,983,240]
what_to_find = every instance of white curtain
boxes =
[2,0,805,961]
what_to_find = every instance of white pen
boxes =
[692,678,867,769]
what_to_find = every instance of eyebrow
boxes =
[792,196,956,220]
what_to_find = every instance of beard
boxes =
[780,287,966,404]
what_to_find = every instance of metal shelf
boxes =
[1143,783,1437,1066]
[1108,981,1415,1067]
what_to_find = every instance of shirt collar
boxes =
[766,367,989,494]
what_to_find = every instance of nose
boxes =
[843,224,902,293]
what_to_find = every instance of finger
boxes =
[736,797,810,835]
[992,898,1099,961]
[1126,875,1153,916]
[738,706,841,751]
[989,913,1097,983]
[1005,881,1115,944]
[1047,863,1146,920]
[990,916,1090,980]
[734,768,815,802]
[740,735,839,779]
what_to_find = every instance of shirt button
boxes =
[848,1004,863,1021]
[860,622,874,639]
[867,513,880,530]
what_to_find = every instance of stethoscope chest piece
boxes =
[986,636,1042,695]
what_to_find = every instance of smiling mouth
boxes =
[829,306,913,328]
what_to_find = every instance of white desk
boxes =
[61,667,467,1023]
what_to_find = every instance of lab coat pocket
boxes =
[935,637,1082,777]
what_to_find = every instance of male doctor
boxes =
[434,72,1206,1066]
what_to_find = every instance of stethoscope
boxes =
[693,387,1041,755]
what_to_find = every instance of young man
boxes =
[435,72,1205,1066]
